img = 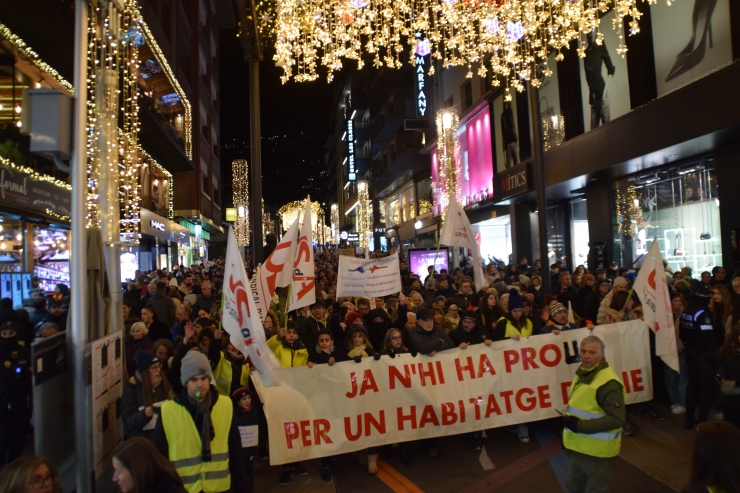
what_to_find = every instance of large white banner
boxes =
[336,253,402,299]
[254,321,652,465]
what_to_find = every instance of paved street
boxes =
[253,400,694,493]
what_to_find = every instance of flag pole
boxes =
[284,284,292,328]
[218,291,225,332]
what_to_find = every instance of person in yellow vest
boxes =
[152,351,248,493]
[563,335,627,493]
[266,320,310,485]
[210,330,249,396]
[492,290,534,443]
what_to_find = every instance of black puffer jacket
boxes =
[121,374,170,439]
[701,348,740,408]
[449,324,491,347]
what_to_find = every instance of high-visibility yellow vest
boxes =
[497,317,533,338]
[161,395,233,493]
[213,353,250,396]
[563,365,625,458]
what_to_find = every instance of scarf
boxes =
[187,389,214,461]
[347,344,369,359]
[315,344,335,354]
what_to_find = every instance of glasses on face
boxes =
[391,335,402,340]
[29,472,52,490]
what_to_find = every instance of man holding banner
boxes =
[563,336,626,493]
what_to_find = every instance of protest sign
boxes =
[253,321,652,465]
[336,253,402,298]
[337,248,355,257]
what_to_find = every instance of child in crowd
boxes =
[267,321,309,484]
[308,330,345,480]
[232,387,261,493]
[345,325,379,473]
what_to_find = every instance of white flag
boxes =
[439,196,487,292]
[290,197,316,310]
[633,240,680,372]
[223,227,280,386]
[249,215,300,323]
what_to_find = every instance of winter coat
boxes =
[408,324,455,355]
[299,313,329,352]
[267,336,309,368]
[596,290,616,325]
[147,290,177,329]
[449,325,490,347]
[452,293,476,312]
[146,319,172,342]
[233,403,262,460]
[121,374,170,439]
[701,349,740,408]
[308,347,345,365]
[539,320,579,334]
[142,474,187,493]
[126,338,155,378]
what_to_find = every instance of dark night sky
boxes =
[218,29,339,212]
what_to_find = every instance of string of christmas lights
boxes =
[435,109,460,215]
[0,23,74,93]
[127,3,193,160]
[232,159,250,246]
[357,181,372,250]
[273,0,654,88]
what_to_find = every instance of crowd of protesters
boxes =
[2,247,740,493]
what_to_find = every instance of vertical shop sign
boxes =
[347,119,356,181]
[414,38,430,117]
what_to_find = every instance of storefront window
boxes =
[614,165,721,273]
[34,226,70,292]
[0,217,23,273]
[473,215,512,264]
[571,199,589,269]
[547,203,568,268]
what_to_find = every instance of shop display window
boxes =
[614,164,721,274]
[33,226,70,292]
[0,217,23,272]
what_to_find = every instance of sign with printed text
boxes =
[253,321,652,465]
[336,253,402,298]
[493,160,532,202]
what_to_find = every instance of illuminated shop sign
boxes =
[347,119,356,181]
[414,38,430,117]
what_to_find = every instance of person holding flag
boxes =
[222,227,280,387]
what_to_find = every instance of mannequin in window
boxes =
[501,102,519,169]
[583,30,615,129]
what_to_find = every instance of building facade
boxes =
[425,1,740,274]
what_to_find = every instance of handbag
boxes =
[720,380,740,396]
[673,232,686,256]
[700,232,712,240]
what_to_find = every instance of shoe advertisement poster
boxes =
[651,0,732,97]
[579,10,631,132]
